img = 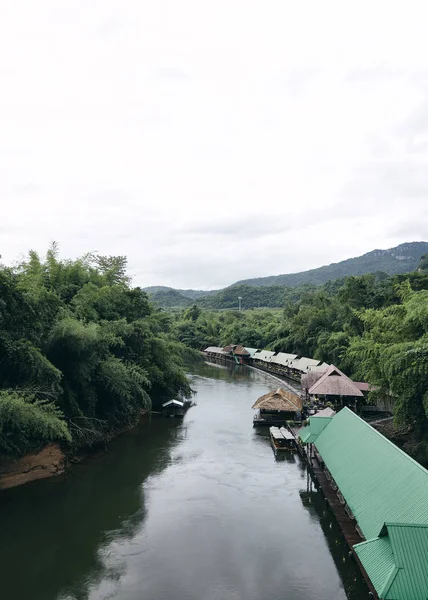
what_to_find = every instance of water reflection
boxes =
[0,419,181,600]
[299,475,370,599]
[0,361,368,600]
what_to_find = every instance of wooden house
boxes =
[306,364,364,411]
[162,399,185,418]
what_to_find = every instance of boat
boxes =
[161,398,196,418]
[162,399,185,418]
[269,426,296,454]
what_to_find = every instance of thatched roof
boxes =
[301,368,328,391]
[252,388,302,411]
[233,345,250,356]
[308,365,364,397]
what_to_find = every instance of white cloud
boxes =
[1,0,428,287]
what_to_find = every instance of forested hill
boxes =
[234,242,428,288]
[145,242,428,309]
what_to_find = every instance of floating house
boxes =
[252,388,302,426]
[304,364,365,411]
[162,399,185,418]
[223,344,251,364]
[299,407,428,599]
[252,350,276,367]
[268,352,298,375]
[204,346,228,361]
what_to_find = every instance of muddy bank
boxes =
[0,444,65,490]
[0,410,151,491]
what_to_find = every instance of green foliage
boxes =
[0,392,71,458]
[0,247,191,458]
[174,268,428,461]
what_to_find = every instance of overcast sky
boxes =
[1,1,428,289]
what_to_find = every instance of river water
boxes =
[0,361,369,600]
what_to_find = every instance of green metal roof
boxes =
[298,416,332,444]
[354,536,395,596]
[355,523,428,599]
[315,407,428,541]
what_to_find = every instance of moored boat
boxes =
[269,426,296,454]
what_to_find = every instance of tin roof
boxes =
[299,416,333,444]
[244,347,259,357]
[315,408,428,540]
[204,346,226,354]
[270,352,298,366]
[253,350,276,362]
[289,357,321,372]
[162,400,184,408]
[355,523,428,599]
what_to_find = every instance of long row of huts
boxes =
[204,345,373,412]
[204,345,329,377]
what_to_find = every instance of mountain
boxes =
[147,288,192,308]
[143,286,217,300]
[144,242,428,309]
[233,242,428,287]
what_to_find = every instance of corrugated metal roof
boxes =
[270,352,298,366]
[315,408,428,541]
[314,407,336,417]
[290,357,321,372]
[309,365,364,397]
[385,523,428,599]
[204,346,226,354]
[244,347,259,357]
[307,363,330,371]
[355,523,428,599]
[253,350,276,362]
[354,536,396,596]
[299,416,332,444]
[300,429,318,444]
[162,399,184,407]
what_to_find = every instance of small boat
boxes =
[269,426,296,454]
[162,399,185,418]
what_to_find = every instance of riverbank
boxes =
[0,445,65,490]
[0,410,151,491]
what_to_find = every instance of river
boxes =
[0,361,369,600]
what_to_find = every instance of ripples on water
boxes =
[0,362,369,600]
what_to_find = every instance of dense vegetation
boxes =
[0,245,191,459]
[145,242,428,308]
[174,262,428,464]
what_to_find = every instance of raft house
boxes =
[252,388,302,426]
[162,399,194,418]
[203,345,388,416]
[298,407,428,599]
[203,345,330,380]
